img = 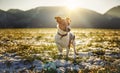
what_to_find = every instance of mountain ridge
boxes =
[0,6,119,29]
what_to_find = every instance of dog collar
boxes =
[57,25,68,34]
[57,32,68,39]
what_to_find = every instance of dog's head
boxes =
[55,16,71,32]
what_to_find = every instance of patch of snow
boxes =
[78,52,93,57]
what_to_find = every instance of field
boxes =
[0,28,120,73]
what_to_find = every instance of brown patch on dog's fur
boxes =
[55,17,71,31]
[66,17,71,25]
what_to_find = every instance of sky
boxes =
[0,0,120,14]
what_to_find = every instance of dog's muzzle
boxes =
[64,26,71,32]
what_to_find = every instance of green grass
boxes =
[0,28,120,72]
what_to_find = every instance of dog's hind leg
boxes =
[72,40,77,59]
[70,33,77,59]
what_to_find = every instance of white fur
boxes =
[55,26,76,59]
[55,26,69,48]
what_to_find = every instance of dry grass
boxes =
[0,28,120,73]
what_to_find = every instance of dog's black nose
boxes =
[68,28,71,32]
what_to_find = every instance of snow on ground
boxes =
[0,50,120,73]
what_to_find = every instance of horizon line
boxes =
[0,5,119,14]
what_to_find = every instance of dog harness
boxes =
[57,25,69,39]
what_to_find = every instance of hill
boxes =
[104,6,120,28]
[105,6,120,18]
[0,6,119,29]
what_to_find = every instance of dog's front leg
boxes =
[66,47,70,60]
[57,45,63,56]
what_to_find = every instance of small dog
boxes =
[54,16,77,59]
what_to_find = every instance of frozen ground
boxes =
[0,28,120,73]
[0,49,120,73]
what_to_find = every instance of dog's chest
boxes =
[55,34,69,48]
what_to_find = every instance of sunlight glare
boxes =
[65,0,79,10]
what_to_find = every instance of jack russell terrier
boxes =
[54,16,77,59]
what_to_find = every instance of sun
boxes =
[65,0,79,10]
[67,4,78,10]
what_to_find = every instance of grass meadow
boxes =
[0,28,120,73]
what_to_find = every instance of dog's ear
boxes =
[66,17,71,24]
[55,16,61,23]
[55,16,61,20]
